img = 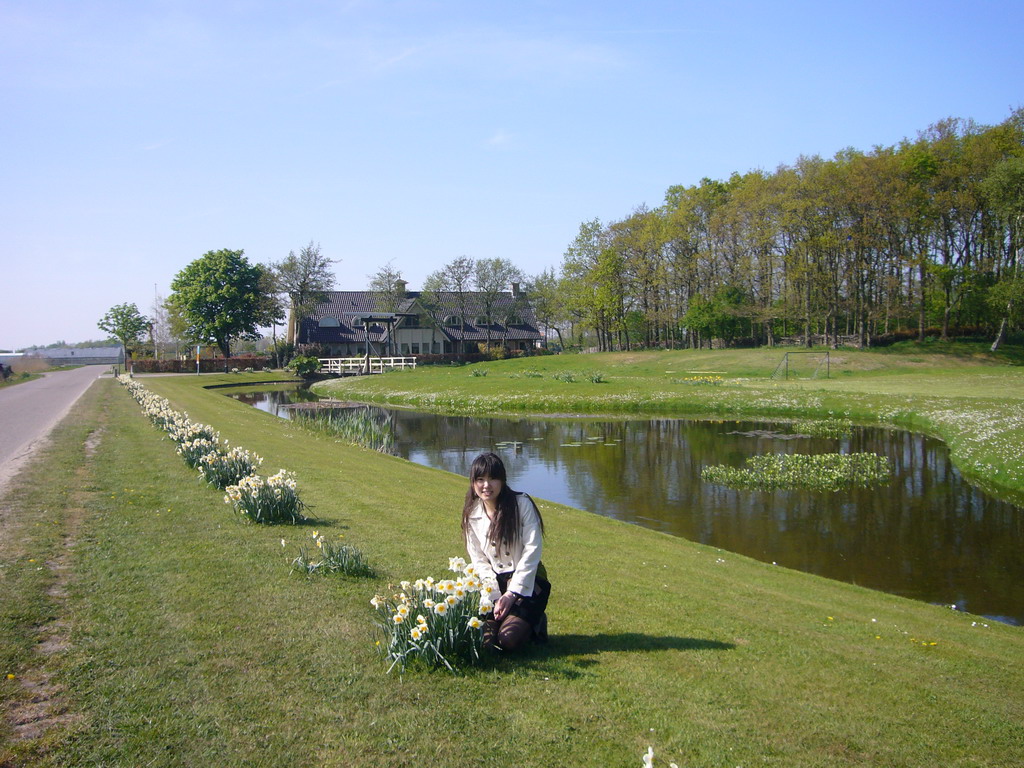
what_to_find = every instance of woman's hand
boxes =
[494,591,518,621]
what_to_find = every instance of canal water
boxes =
[229,386,1024,625]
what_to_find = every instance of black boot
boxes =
[482,619,499,650]
[533,613,548,644]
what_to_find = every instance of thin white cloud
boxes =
[140,139,174,152]
[484,130,513,148]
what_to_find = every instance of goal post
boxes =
[770,350,830,380]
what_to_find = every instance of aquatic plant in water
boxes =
[791,418,854,438]
[292,408,395,453]
[701,452,891,491]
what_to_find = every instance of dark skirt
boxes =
[495,569,551,627]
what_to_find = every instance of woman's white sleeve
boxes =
[507,497,542,597]
[465,527,501,602]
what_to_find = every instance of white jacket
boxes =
[465,492,543,602]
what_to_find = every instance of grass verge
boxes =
[1,371,1022,766]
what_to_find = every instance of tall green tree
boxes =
[273,241,336,344]
[97,302,150,371]
[562,218,616,349]
[474,257,524,348]
[418,271,448,354]
[982,156,1024,349]
[428,257,476,352]
[257,268,288,366]
[168,249,267,360]
[368,263,406,312]
[368,263,406,356]
[526,268,566,349]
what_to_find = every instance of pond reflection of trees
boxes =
[389,411,1024,626]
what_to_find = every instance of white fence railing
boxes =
[318,356,417,375]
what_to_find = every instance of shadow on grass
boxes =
[547,632,735,655]
[484,633,735,679]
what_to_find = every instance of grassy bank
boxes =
[1,371,1022,766]
[0,373,42,388]
[313,344,1024,502]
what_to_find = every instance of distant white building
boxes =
[26,347,125,366]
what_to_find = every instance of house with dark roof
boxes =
[298,282,542,357]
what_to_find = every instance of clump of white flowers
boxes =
[291,529,373,577]
[224,469,307,524]
[198,446,263,489]
[370,557,498,673]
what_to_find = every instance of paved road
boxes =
[0,366,109,495]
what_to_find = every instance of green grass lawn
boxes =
[1,361,1023,766]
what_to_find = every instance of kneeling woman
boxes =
[462,452,550,651]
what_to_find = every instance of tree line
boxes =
[100,109,1024,361]
[528,109,1024,351]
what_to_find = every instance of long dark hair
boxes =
[461,452,543,548]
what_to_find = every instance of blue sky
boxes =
[2,0,1021,349]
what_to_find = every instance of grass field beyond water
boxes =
[1,347,1023,766]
